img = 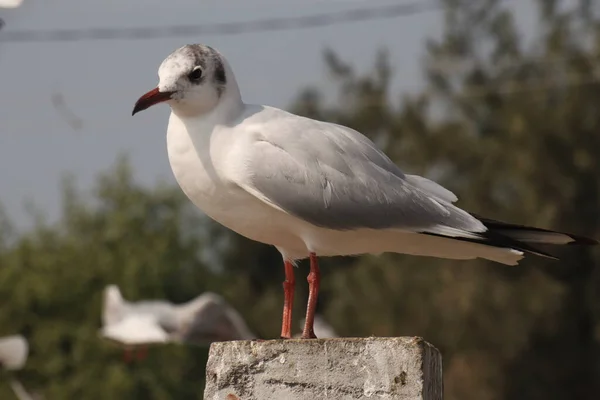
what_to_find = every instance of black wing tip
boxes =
[419,231,558,260]
[472,213,599,246]
[565,234,599,246]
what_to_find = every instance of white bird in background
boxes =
[295,316,338,339]
[100,285,255,360]
[0,335,41,400]
[0,335,28,371]
[0,0,24,9]
[132,44,597,340]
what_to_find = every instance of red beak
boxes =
[132,88,174,116]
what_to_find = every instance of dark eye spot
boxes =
[188,67,203,82]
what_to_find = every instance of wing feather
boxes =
[232,112,484,233]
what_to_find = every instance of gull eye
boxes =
[188,67,203,82]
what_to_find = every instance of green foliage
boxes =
[292,1,600,398]
[0,158,214,399]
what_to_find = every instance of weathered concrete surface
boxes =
[204,337,442,400]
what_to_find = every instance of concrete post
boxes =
[204,337,442,400]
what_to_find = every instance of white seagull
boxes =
[0,0,24,8]
[0,335,28,370]
[295,316,338,339]
[100,285,255,352]
[132,44,597,339]
[0,335,38,400]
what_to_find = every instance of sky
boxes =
[0,0,535,230]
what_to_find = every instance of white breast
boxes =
[166,113,221,206]
[166,112,306,256]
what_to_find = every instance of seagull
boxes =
[100,285,255,359]
[0,335,28,371]
[0,335,39,400]
[0,0,24,8]
[132,44,598,339]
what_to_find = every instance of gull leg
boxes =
[280,260,295,339]
[136,345,148,361]
[123,347,134,363]
[301,252,320,339]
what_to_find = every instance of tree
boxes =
[291,0,600,398]
[0,157,216,399]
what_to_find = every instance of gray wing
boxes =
[175,293,255,346]
[235,114,485,234]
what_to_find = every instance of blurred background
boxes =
[1,0,600,399]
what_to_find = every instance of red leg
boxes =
[301,253,320,339]
[280,260,295,339]
[136,345,148,361]
[123,347,133,363]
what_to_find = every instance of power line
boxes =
[291,70,600,111]
[0,1,441,43]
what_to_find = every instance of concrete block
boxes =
[204,337,442,400]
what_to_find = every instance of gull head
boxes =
[132,44,230,117]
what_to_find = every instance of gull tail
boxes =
[473,215,598,247]
[421,215,597,266]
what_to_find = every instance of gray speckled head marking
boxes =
[158,44,227,97]
[212,58,227,89]
[187,44,227,95]
[204,45,227,95]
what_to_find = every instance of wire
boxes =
[290,70,600,111]
[0,1,441,43]
[2,0,591,100]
